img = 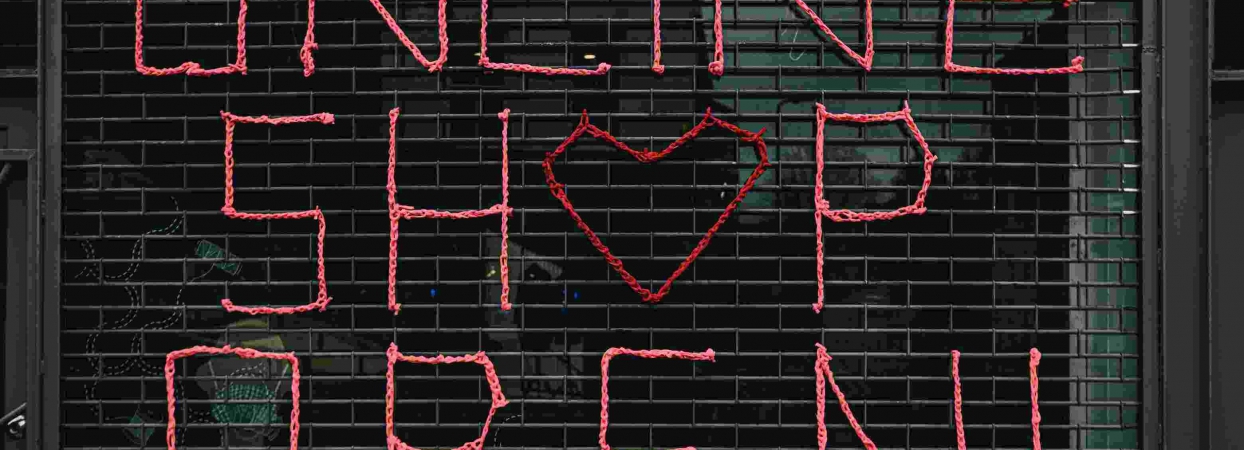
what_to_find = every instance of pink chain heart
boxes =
[543,109,769,304]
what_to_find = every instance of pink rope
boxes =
[957,0,1077,8]
[164,345,300,450]
[478,0,611,75]
[951,350,965,450]
[135,0,248,76]
[949,349,1044,450]
[219,112,335,315]
[385,343,509,450]
[944,0,1083,75]
[543,109,769,304]
[388,108,512,314]
[812,102,937,313]
[710,0,724,75]
[1030,348,1043,450]
[814,344,877,450]
[599,348,716,450]
[369,0,450,72]
[300,0,317,76]
[652,0,725,75]
[652,0,663,74]
[790,0,874,70]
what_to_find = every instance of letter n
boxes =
[790,0,874,70]
[365,0,450,72]
[814,344,877,450]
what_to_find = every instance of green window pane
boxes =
[1089,358,1119,377]
[1089,382,1138,401]
[1087,430,1139,449]
[1090,335,1137,354]
[1089,406,1120,424]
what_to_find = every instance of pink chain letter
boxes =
[164,345,300,450]
[813,102,937,313]
[388,108,513,313]
[385,343,509,450]
[944,0,1084,75]
[599,347,716,450]
[219,112,335,315]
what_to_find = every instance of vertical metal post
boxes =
[1,150,34,450]
[36,0,62,444]
[1066,7,1089,447]
[1207,80,1244,449]
[1140,0,1162,446]
[1149,0,1212,449]
[1207,0,1244,446]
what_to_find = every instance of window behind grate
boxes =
[59,0,1142,449]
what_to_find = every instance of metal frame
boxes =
[30,0,1218,448]
[1143,0,1244,448]
[35,0,60,443]
[1206,0,1244,446]
[1140,0,1161,444]
[0,147,38,450]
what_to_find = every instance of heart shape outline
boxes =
[790,0,874,70]
[543,109,770,304]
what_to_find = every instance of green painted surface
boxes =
[123,414,156,444]
[196,240,241,275]
[210,383,282,426]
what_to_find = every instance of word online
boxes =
[134,0,1084,77]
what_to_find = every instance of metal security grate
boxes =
[58,0,1142,449]
[0,0,37,77]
